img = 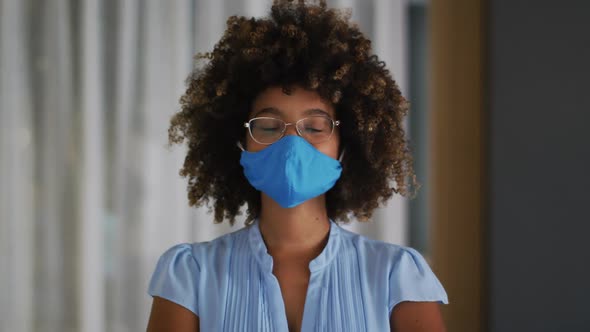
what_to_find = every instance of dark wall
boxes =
[489,1,590,331]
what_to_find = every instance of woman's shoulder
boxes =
[337,225,444,282]
[337,225,414,262]
[147,225,251,316]
[336,225,449,312]
[163,224,251,262]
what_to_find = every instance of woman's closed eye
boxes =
[260,126,281,132]
[303,126,323,134]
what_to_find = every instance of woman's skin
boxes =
[146,86,446,332]
[247,86,339,332]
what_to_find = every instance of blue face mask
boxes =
[238,135,343,208]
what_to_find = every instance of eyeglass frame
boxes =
[243,115,341,145]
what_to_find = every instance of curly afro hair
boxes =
[169,0,419,226]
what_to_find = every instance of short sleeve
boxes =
[388,247,449,314]
[148,243,200,316]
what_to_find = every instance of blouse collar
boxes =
[247,218,342,274]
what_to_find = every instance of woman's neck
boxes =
[257,193,331,259]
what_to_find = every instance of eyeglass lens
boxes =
[249,116,335,144]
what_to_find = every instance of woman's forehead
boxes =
[251,107,332,119]
[250,86,335,119]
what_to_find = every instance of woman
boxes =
[147,1,448,331]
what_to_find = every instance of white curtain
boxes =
[0,0,408,330]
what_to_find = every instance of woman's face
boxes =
[245,86,340,159]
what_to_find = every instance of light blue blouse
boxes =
[148,219,448,331]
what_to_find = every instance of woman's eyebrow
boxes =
[252,107,282,118]
[252,107,331,118]
[302,108,331,117]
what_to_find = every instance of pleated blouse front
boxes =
[148,219,448,331]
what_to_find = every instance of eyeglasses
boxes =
[244,115,340,145]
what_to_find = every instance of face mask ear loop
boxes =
[237,141,245,152]
[338,148,345,162]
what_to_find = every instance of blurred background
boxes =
[0,0,588,331]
